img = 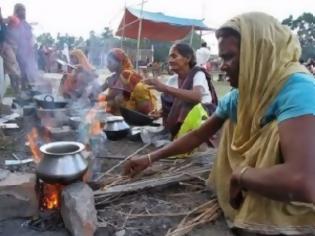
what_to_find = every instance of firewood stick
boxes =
[95,143,151,182]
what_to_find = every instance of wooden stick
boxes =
[95,143,150,182]
[94,168,209,196]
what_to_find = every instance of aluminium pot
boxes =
[103,116,130,140]
[37,141,88,184]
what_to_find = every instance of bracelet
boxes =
[147,154,152,166]
[239,166,250,185]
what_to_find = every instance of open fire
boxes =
[26,128,42,163]
[40,183,63,210]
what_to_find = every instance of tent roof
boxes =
[127,8,211,30]
[116,8,214,41]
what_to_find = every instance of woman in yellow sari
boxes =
[102,48,157,115]
[124,12,315,235]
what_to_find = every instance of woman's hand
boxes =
[123,155,151,177]
[229,166,245,209]
[144,77,167,92]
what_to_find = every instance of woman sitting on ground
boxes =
[144,43,218,139]
[59,49,98,100]
[102,48,157,115]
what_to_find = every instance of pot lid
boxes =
[106,116,124,123]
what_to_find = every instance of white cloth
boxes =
[62,43,70,63]
[196,47,211,66]
[166,71,212,104]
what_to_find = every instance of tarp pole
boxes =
[136,0,145,71]
[121,4,127,49]
[189,26,195,46]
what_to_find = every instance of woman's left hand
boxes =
[229,166,245,209]
[144,77,167,92]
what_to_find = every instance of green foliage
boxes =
[36,27,206,63]
[36,33,55,46]
[282,13,315,59]
[56,33,76,49]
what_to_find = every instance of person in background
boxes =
[124,12,315,235]
[102,48,157,115]
[37,44,47,72]
[6,3,37,90]
[145,43,218,139]
[59,49,98,100]
[0,7,21,96]
[196,42,211,68]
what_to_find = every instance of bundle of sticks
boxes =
[166,199,221,236]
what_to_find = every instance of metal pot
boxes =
[37,141,88,184]
[69,116,82,129]
[34,94,68,109]
[103,116,130,140]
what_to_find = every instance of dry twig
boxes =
[95,143,150,182]
[166,199,221,236]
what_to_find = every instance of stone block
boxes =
[0,170,38,220]
[61,182,97,236]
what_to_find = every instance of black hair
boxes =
[215,27,241,41]
[172,43,196,68]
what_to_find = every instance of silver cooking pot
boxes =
[37,141,88,184]
[103,116,130,140]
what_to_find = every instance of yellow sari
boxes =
[210,12,315,234]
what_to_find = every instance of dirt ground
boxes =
[0,78,234,235]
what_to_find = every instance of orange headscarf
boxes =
[108,48,141,92]
[60,49,94,97]
[70,49,94,71]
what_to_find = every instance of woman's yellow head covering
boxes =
[70,49,94,71]
[218,12,309,152]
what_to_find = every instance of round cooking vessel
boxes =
[34,94,68,109]
[37,141,88,184]
[103,116,130,140]
[120,107,160,126]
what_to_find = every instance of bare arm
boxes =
[239,115,315,203]
[151,115,224,161]
[144,78,204,103]
[163,85,204,103]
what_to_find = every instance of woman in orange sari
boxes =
[60,49,98,99]
[102,48,157,115]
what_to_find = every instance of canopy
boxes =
[116,8,213,41]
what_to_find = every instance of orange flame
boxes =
[85,106,102,135]
[41,183,62,210]
[26,128,42,163]
[97,94,111,113]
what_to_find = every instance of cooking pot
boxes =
[120,106,160,126]
[103,116,130,140]
[37,141,88,184]
[34,94,68,109]
[69,116,82,129]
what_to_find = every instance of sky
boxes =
[1,0,315,53]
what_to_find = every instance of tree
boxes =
[36,33,55,46]
[282,13,315,59]
[56,33,76,50]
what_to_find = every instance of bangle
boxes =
[147,154,152,166]
[239,166,250,185]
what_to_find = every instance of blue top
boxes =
[214,73,315,125]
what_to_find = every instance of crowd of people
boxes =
[1,3,315,235]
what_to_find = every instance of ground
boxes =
[0,74,233,235]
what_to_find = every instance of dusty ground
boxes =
[0,75,233,235]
